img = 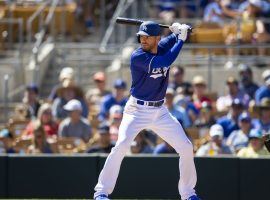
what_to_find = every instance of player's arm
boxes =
[158,33,178,51]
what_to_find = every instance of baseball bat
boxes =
[116,17,193,32]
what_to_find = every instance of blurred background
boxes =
[0,0,270,199]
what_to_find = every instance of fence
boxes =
[0,155,270,200]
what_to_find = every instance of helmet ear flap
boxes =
[137,35,140,43]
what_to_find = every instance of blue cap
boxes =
[26,83,39,94]
[248,129,262,139]
[238,112,251,122]
[136,21,161,36]
[231,98,244,107]
[114,79,127,89]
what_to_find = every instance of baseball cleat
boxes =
[94,194,110,200]
[187,195,201,200]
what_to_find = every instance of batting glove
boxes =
[169,22,181,35]
[177,24,191,42]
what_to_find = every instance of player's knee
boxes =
[176,140,194,156]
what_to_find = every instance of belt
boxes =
[136,99,164,107]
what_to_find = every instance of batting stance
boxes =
[94,21,200,200]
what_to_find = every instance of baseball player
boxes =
[94,21,200,200]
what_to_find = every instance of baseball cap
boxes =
[248,129,262,139]
[136,21,161,36]
[59,67,74,81]
[226,76,238,85]
[238,63,251,73]
[231,98,244,107]
[262,69,270,86]
[166,88,175,96]
[209,124,224,138]
[98,123,110,135]
[192,76,206,85]
[114,79,127,89]
[93,71,105,82]
[109,105,123,116]
[259,97,270,109]
[26,83,39,94]
[63,99,82,111]
[238,112,251,123]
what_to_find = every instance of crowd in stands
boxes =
[0,65,270,158]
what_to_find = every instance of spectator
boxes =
[203,0,224,23]
[130,130,154,154]
[87,123,114,153]
[216,76,250,112]
[237,129,269,157]
[27,122,53,154]
[217,98,244,138]
[58,99,92,143]
[48,67,75,102]
[23,103,58,137]
[52,78,88,121]
[194,101,216,131]
[165,88,191,128]
[86,71,111,113]
[255,69,270,104]
[252,97,270,134]
[108,105,123,143]
[226,112,252,153]
[196,124,232,156]
[153,141,177,154]
[238,63,259,99]
[192,75,212,110]
[169,66,193,96]
[0,129,15,153]
[22,83,41,118]
[174,94,199,123]
[98,79,128,121]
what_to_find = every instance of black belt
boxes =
[136,100,164,107]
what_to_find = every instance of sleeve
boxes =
[158,33,178,51]
[98,96,110,121]
[132,40,184,73]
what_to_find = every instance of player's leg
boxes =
[151,106,198,200]
[94,112,144,198]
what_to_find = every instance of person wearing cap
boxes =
[94,20,201,200]
[85,71,111,112]
[22,83,42,118]
[98,79,128,122]
[237,129,269,157]
[48,67,75,102]
[217,98,245,138]
[196,124,232,156]
[216,76,250,112]
[87,123,114,153]
[165,88,191,128]
[252,97,270,133]
[130,130,154,154]
[194,101,216,130]
[192,75,212,110]
[255,69,270,104]
[58,99,92,143]
[238,63,259,99]
[226,112,253,153]
[52,78,88,121]
[169,65,193,96]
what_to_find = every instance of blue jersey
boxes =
[130,34,184,101]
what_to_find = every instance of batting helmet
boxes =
[136,21,161,43]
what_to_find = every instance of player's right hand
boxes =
[177,24,190,42]
[169,22,181,35]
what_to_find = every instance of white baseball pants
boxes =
[94,96,197,200]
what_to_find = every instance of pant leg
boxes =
[94,111,145,198]
[151,106,197,200]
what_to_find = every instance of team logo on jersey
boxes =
[150,67,169,79]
